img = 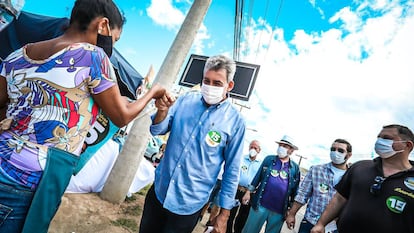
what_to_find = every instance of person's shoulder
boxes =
[227,100,243,114]
[309,163,330,173]
[289,158,300,167]
[3,46,24,62]
[176,91,202,104]
[262,155,276,162]
[68,42,102,53]
[348,158,375,171]
[181,90,201,98]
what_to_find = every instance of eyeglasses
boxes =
[330,147,346,153]
[370,176,385,196]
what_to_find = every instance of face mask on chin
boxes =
[277,146,288,158]
[374,138,405,159]
[200,84,225,105]
[96,22,113,57]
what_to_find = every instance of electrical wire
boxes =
[262,0,284,62]
[253,0,271,62]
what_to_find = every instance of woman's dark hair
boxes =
[69,0,125,32]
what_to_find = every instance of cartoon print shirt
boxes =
[0,43,116,189]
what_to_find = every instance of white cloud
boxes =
[146,0,211,54]
[239,1,414,168]
[146,0,185,30]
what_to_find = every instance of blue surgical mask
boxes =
[277,146,288,158]
[330,151,346,164]
[374,138,404,159]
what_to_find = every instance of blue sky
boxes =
[22,0,414,169]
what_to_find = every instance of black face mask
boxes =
[96,33,113,57]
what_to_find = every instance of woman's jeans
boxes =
[0,182,34,233]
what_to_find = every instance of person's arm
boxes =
[285,201,304,229]
[311,192,347,233]
[92,83,166,127]
[286,165,313,228]
[241,190,251,205]
[217,120,246,209]
[210,208,230,233]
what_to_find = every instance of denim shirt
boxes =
[248,155,300,215]
[150,91,246,215]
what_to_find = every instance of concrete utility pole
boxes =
[100,0,212,204]
[295,154,307,167]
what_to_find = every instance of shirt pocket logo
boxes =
[205,130,221,147]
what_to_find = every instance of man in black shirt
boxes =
[311,124,414,233]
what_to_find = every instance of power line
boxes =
[234,0,244,61]
[235,0,285,63]
[253,0,271,62]
[240,0,255,61]
[262,0,285,62]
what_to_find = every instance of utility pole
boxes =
[295,154,307,167]
[100,0,212,204]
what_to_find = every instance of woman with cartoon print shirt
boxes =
[0,1,165,232]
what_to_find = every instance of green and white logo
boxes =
[319,183,329,193]
[205,131,221,147]
[386,196,406,214]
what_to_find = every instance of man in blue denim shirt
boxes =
[241,135,301,233]
[139,55,246,233]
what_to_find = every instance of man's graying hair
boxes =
[203,55,236,82]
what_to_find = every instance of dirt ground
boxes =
[48,189,301,233]
[48,190,207,233]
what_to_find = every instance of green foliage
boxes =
[123,204,141,216]
[111,218,138,232]
[137,184,152,196]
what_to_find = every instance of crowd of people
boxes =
[1,1,414,233]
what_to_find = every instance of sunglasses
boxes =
[330,147,346,153]
[370,176,386,196]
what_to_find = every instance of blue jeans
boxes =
[0,182,34,233]
[298,219,314,233]
[242,205,284,233]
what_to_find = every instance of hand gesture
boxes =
[208,213,228,233]
[155,92,175,111]
[241,191,250,205]
[285,212,296,230]
[310,223,325,233]
[149,83,166,99]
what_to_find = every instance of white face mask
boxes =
[330,151,346,164]
[277,146,288,158]
[374,138,405,159]
[201,84,225,105]
[249,149,258,157]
